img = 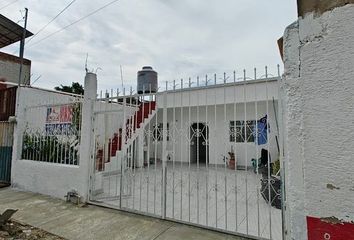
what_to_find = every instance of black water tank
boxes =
[137,66,158,94]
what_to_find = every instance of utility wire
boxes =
[26,0,77,44]
[28,0,120,48]
[0,0,19,11]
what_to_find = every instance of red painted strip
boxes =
[307,216,354,240]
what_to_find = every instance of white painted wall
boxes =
[157,78,278,108]
[148,79,279,167]
[11,73,97,202]
[11,87,86,200]
[282,4,354,240]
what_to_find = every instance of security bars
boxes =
[90,66,283,240]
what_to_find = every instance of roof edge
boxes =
[0,51,31,65]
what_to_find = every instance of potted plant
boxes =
[228,147,236,170]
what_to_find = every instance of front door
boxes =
[190,123,209,164]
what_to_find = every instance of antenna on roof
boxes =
[120,65,124,90]
[85,53,89,73]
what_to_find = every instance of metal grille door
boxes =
[89,68,284,240]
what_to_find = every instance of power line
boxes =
[26,0,77,45]
[28,0,120,48]
[0,0,19,11]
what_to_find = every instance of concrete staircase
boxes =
[100,101,157,174]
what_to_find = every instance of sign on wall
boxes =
[307,216,354,240]
[45,105,73,135]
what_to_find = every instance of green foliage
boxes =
[22,133,79,165]
[55,82,84,95]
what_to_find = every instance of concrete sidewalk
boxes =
[0,188,248,240]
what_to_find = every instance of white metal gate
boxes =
[89,68,284,240]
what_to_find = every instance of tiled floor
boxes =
[94,164,282,240]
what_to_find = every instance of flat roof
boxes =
[0,14,33,48]
[159,77,279,94]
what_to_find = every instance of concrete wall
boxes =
[157,78,279,108]
[148,101,279,167]
[11,73,99,202]
[146,80,279,167]
[297,0,354,17]
[0,51,31,85]
[282,3,354,240]
[11,87,86,200]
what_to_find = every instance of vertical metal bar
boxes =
[147,86,152,213]
[140,86,145,211]
[180,78,184,220]
[223,72,228,230]
[153,92,158,215]
[108,90,113,197]
[196,76,200,224]
[205,74,209,227]
[115,89,120,198]
[64,105,68,164]
[162,81,168,219]
[254,68,261,238]
[132,89,138,210]
[243,69,249,234]
[233,70,238,232]
[265,66,273,239]
[172,80,176,219]
[188,78,192,222]
[214,73,218,228]
[119,88,126,209]
[129,88,134,208]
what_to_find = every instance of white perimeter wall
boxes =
[149,102,278,167]
[149,79,279,167]
[282,4,354,240]
[11,87,86,200]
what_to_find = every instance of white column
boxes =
[80,72,97,202]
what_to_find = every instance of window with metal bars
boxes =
[229,120,255,143]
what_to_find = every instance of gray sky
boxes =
[1,0,297,91]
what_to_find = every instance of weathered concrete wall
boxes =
[0,51,31,85]
[282,3,354,240]
[297,0,354,17]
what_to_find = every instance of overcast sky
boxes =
[1,0,297,91]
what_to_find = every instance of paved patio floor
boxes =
[0,188,250,240]
[94,164,282,240]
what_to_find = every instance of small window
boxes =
[230,120,255,143]
[153,123,170,141]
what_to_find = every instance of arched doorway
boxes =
[190,123,209,164]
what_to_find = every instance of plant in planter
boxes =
[228,147,236,170]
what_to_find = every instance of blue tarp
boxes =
[255,115,268,145]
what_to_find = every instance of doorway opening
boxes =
[190,123,209,164]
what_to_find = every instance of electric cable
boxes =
[26,0,77,44]
[28,0,120,48]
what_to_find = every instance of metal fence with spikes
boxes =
[90,65,284,240]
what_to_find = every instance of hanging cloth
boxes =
[256,115,268,145]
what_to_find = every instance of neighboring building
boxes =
[0,51,31,86]
[0,14,33,185]
[0,14,33,86]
